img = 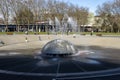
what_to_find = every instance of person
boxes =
[90,30,93,36]
[25,31,28,35]
[25,37,28,43]
[39,36,41,41]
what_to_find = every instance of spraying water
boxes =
[48,14,78,35]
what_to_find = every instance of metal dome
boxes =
[41,39,77,57]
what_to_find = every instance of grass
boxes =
[14,32,47,35]
[0,32,6,35]
[0,32,120,35]
[0,32,47,35]
[80,32,120,35]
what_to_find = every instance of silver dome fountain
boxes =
[40,39,78,57]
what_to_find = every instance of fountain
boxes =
[0,14,120,80]
[54,17,61,34]
[40,39,77,57]
[48,14,78,35]
[0,39,120,80]
[48,18,55,34]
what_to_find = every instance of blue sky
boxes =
[59,0,114,14]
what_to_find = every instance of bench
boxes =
[96,34,102,36]
[81,34,86,36]
[6,32,13,35]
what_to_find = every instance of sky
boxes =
[59,0,114,14]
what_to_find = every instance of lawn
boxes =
[0,32,120,35]
[0,32,47,35]
[80,32,120,35]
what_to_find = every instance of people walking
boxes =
[25,37,28,43]
[90,30,93,36]
[25,31,28,35]
[39,36,41,41]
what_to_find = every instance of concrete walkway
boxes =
[0,35,120,50]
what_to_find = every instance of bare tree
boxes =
[28,0,46,32]
[0,0,90,32]
[0,0,10,32]
[96,0,120,32]
[9,0,23,32]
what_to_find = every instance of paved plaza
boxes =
[0,35,120,51]
[0,34,120,80]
